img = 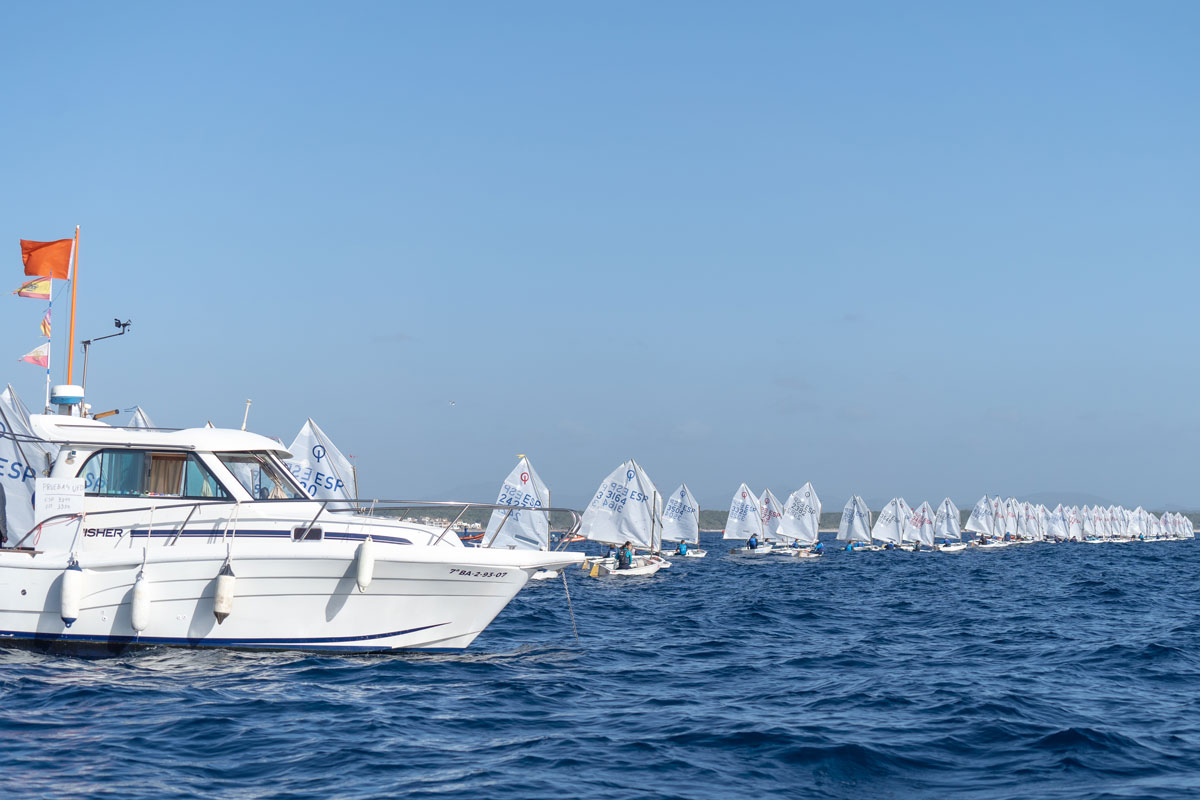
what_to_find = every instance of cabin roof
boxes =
[28,414,292,458]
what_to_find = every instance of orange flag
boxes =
[13,277,51,299]
[20,238,73,279]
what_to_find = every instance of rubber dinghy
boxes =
[725,484,771,555]
[579,459,669,577]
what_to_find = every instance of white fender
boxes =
[355,537,375,593]
[131,570,151,633]
[214,562,236,624]
[60,561,83,628]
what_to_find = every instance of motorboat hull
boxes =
[0,542,583,653]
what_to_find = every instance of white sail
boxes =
[0,385,59,544]
[1021,502,1042,541]
[934,498,961,541]
[837,495,872,543]
[580,460,661,549]
[778,481,822,545]
[902,501,936,546]
[723,483,764,541]
[759,489,784,542]
[1046,504,1067,539]
[871,498,905,545]
[1003,498,1019,537]
[1036,504,1052,539]
[284,418,357,507]
[1066,506,1083,539]
[963,495,994,538]
[660,483,699,545]
[1081,505,1097,538]
[483,456,550,550]
[127,407,156,428]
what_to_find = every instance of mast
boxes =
[66,226,80,384]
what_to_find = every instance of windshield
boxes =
[217,452,303,500]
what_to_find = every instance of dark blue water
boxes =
[3,535,1200,799]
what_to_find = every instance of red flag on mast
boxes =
[20,238,72,280]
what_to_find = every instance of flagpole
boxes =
[66,225,80,385]
[44,286,53,411]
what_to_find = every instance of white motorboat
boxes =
[0,391,583,653]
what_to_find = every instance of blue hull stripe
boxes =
[0,621,448,651]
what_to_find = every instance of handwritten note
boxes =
[35,478,85,525]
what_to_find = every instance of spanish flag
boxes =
[40,308,51,338]
[20,238,73,280]
[19,343,49,369]
[13,277,50,299]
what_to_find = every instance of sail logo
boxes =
[312,445,326,462]
[520,472,529,484]
[0,456,37,484]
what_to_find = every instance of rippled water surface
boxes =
[3,536,1200,799]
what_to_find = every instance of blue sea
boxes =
[3,535,1199,799]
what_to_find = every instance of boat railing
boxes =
[13,498,583,551]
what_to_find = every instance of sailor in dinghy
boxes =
[871,498,906,551]
[725,484,770,555]
[579,459,669,577]
[836,495,874,551]
[777,481,823,557]
[933,498,966,551]
[901,501,936,552]
[661,483,704,558]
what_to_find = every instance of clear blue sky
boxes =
[2,2,1198,509]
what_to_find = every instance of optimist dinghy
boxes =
[837,495,875,550]
[902,501,936,552]
[477,455,561,580]
[933,498,966,552]
[661,483,705,558]
[777,482,823,557]
[579,460,669,577]
[725,484,771,555]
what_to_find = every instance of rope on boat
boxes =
[561,570,580,644]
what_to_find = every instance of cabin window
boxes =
[146,453,186,495]
[78,450,231,499]
[80,450,145,496]
[183,456,230,499]
[217,452,303,500]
